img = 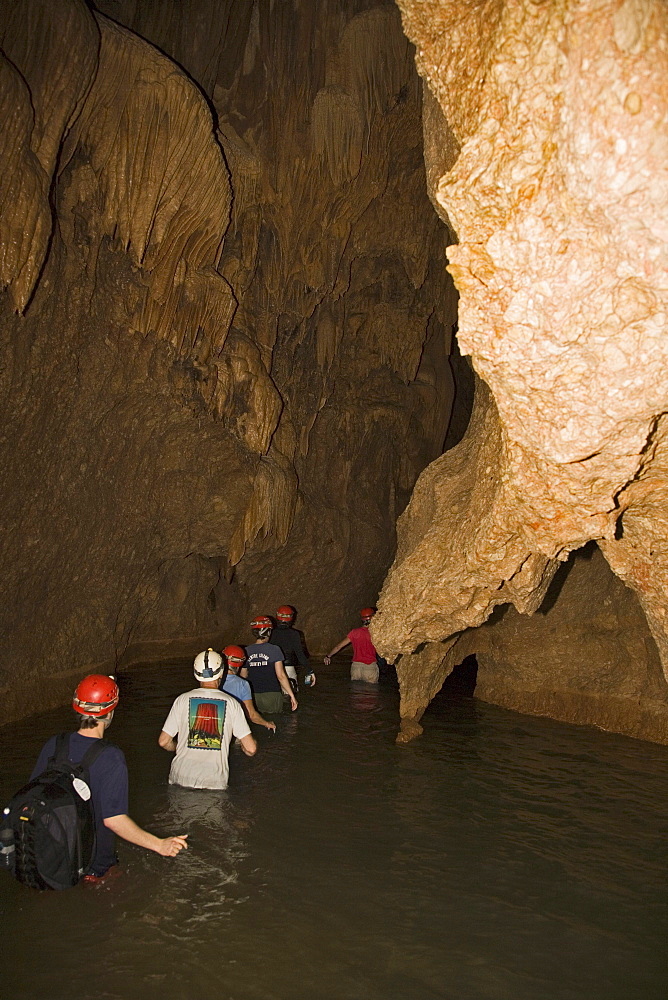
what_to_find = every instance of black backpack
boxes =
[2,733,110,891]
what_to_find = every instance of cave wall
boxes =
[0,0,456,722]
[454,544,668,743]
[373,0,668,743]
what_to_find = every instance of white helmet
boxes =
[194,648,223,681]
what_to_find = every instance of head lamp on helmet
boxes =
[250,615,273,639]
[193,648,224,681]
[223,645,246,670]
[73,674,119,716]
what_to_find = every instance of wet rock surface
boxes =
[375,0,668,742]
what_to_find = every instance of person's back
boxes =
[324,607,380,683]
[220,645,277,732]
[160,649,257,790]
[347,626,377,664]
[245,642,286,693]
[242,616,298,714]
[26,674,187,886]
[270,606,311,690]
[30,730,127,878]
[269,624,303,672]
[221,671,252,703]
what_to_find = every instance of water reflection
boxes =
[349,681,380,712]
[0,661,666,1000]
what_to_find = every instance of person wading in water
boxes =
[270,605,315,692]
[220,645,276,732]
[30,674,188,883]
[324,607,380,683]
[242,617,298,715]
[159,649,257,789]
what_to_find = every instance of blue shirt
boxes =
[221,673,252,702]
[31,732,128,876]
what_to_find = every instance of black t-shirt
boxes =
[31,732,129,876]
[269,625,309,667]
[244,642,284,693]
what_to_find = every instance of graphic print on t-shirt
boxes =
[188,697,227,750]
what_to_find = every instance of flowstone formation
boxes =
[0,0,456,722]
[374,0,668,743]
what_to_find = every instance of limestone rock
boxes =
[453,544,668,745]
[377,0,668,742]
[94,0,458,649]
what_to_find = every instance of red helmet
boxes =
[72,674,119,716]
[250,615,273,630]
[276,605,295,622]
[360,607,376,623]
[223,645,246,665]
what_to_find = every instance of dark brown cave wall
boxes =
[0,0,456,720]
[96,0,457,645]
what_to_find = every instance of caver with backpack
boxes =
[1,674,188,890]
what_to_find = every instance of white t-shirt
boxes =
[161,687,251,790]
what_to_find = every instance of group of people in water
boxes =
[26,604,382,883]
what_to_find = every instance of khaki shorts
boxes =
[350,661,379,684]
[254,691,284,714]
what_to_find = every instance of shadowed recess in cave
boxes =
[439,653,478,699]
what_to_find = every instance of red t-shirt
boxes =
[347,626,377,664]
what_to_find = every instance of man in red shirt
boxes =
[324,607,379,683]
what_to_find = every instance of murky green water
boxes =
[1,660,666,1000]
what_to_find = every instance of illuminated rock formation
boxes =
[376,0,668,743]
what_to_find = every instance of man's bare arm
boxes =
[243,699,276,732]
[324,637,350,664]
[104,814,188,856]
[158,730,176,751]
[238,733,258,756]
[275,661,298,711]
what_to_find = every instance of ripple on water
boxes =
[0,662,666,1000]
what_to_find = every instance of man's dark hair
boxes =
[76,712,110,729]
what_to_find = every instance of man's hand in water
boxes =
[105,815,188,857]
[265,720,277,732]
[159,834,189,857]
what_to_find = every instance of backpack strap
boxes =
[46,733,112,777]
[80,738,112,776]
[49,732,71,764]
